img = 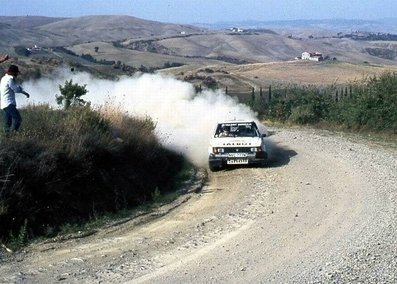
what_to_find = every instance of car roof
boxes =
[217,120,256,126]
[217,120,255,124]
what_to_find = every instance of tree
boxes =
[56,80,88,109]
[94,46,99,53]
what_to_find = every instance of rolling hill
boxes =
[1,15,397,88]
[0,15,203,47]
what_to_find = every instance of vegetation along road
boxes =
[0,127,396,283]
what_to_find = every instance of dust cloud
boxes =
[21,68,261,167]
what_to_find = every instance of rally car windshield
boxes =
[214,122,259,138]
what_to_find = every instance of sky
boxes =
[1,0,396,23]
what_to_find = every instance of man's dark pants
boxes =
[3,104,22,132]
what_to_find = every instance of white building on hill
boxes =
[302,52,323,61]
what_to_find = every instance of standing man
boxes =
[0,64,30,133]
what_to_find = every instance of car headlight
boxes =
[250,147,262,152]
[213,147,225,153]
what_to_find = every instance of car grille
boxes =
[223,147,253,153]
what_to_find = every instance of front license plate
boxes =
[229,153,247,158]
[227,159,249,165]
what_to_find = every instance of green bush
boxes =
[56,79,89,109]
[265,86,333,124]
[259,72,397,134]
[330,72,397,132]
[289,105,318,124]
[0,105,183,242]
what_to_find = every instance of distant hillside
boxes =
[198,18,397,34]
[0,15,203,47]
[1,15,397,79]
[0,16,66,28]
[120,31,397,65]
[37,15,202,42]
[0,22,68,48]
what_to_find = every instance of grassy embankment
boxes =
[254,71,397,136]
[0,104,188,248]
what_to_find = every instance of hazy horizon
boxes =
[1,0,396,24]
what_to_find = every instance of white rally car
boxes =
[208,120,268,171]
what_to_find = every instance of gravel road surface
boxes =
[1,127,396,283]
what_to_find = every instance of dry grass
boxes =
[0,105,183,242]
[204,61,397,88]
[67,42,223,69]
[163,60,397,94]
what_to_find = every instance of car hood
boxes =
[210,137,262,147]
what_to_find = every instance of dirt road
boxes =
[1,127,396,283]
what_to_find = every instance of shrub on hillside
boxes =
[0,105,183,241]
[56,79,89,109]
[266,85,333,124]
[259,72,397,133]
[330,72,397,132]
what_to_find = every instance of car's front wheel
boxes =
[208,160,222,172]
